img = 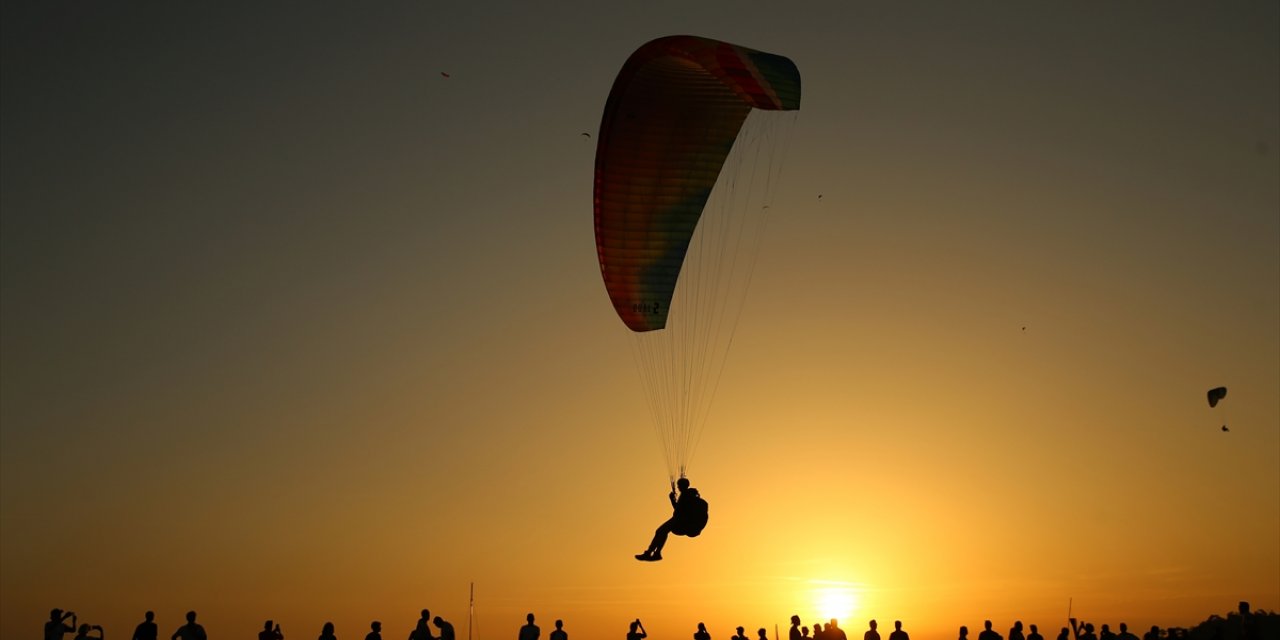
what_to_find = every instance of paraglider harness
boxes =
[672,487,709,537]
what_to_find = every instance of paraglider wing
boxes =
[1207,386,1227,408]
[593,35,801,332]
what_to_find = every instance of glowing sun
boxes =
[813,585,859,625]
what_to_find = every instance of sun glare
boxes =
[813,585,859,626]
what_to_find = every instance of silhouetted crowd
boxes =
[43,609,459,640]
[42,601,1277,640]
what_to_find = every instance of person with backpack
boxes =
[634,477,708,561]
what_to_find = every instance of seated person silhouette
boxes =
[635,477,708,561]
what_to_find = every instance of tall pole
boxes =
[469,582,475,640]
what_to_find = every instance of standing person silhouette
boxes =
[1027,626,1042,640]
[171,612,207,640]
[1009,622,1024,640]
[626,620,646,640]
[865,620,880,640]
[548,620,567,640]
[758,630,769,640]
[133,612,158,640]
[366,622,383,640]
[261,620,284,640]
[826,620,848,640]
[519,614,540,640]
[48,609,78,640]
[978,621,1002,640]
[318,622,337,640]
[888,621,908,640]
[411,611,435,640]
[694,622,711,640]
[1070,621,1096,640]
[813,623,826,640]
[636,477,707,561]
[958,627,969,640]
[790,616,803,640]
[1115,624,1136,640]
[731,626,749,640]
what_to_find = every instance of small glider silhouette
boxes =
[440,72,451,78]
[1221,425,1229,432]
[581,132,591,139]
[818,194,823,200]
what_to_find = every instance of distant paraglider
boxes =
[1207,386,1229,432]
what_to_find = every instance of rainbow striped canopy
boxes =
[593,35,802,332]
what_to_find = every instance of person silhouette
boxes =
[409,618,433,640]
[1072,622,1096,640]
[758,630,769,640]
[635,477,707,561]
[1141,628,1159,640]
[1009,622,1024,640]
[74,624,105,640]
[790,616,803,640]
[627,620,647,640]
[549,620,567,640]
[432,617,454,640]
[978,621,1002,640]
[318,622,338,640]
[888,621,908,640]
[865,620,880,640]
[813,623,825,640]
[827,620,848,640]
[411,611,435,640]
[732,626,749,640]
[48,609,78,640]
[133,612,158,640]
[261,620,284,640]
[959,626,969,640]
[171,612,207,640]
[1099,624,1115,640]
[519,614,540,640]
[365,622,383,640]
[802,628,811,639]
[1027,625,1043,640]
[1115,624,1136,640]
[1057,628,1069,640]
[695,622,711,640]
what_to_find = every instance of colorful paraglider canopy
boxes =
[593,35,801,332]
[1207,386,1227,408]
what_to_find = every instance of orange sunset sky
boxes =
[2,2,1277,640]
